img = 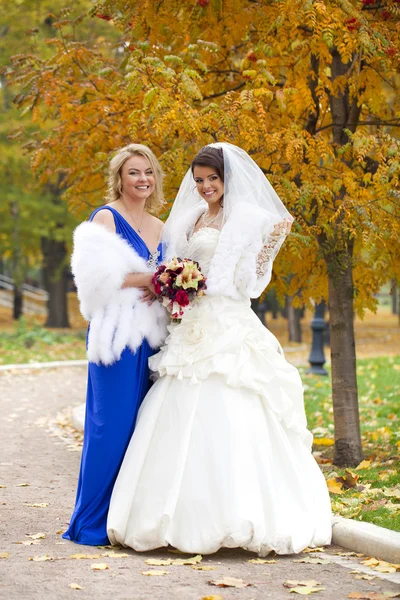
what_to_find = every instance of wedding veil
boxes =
[162,142,293,258]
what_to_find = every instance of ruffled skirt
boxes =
[107,296,332,555]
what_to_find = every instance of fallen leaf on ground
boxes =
[348,593,400,599]
[27,533,45,540]
[248,558,276,564]
[343,470,360,488]
[171,554,202,565]
[284,581,321,588]
[361,558,380,567]
[192,565,216,571]
[361,558,399,573]
[22,540,40,546]
[145,558,172,566]
[383,488,400,499]
[0,485,6,488]
[209,576,251,588]
[354,574,376,581]
[69,583,84,590]
[302,547,325,553]
[29,555,54,562]
[340,552,365,557]
[0,552,10,558]
[374,565,397,574]
[70,554,101,560]
[202,596,224,600]
[141,570,168,576]
[91,563,109,570]
[356,460,371,470]
[16,483,30,487]
[101,551,129,558]
[290,587,326,596]
[326,478,344,494]
[55,530,64,535]
[24,503,49,508]
[314,438,334,446]
[293,557,330,565]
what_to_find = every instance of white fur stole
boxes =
[71,221,167,365]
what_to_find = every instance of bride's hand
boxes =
[272,218,292,237]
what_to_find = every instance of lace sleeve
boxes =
[256,232,286,278]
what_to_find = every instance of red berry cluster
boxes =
[385,47,396,58]
[247,52,257,63]
[97,13,112,21]
[345,17,360,31]
[382,9,391,19]
[197,0,210,6]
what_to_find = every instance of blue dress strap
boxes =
[89,205,154,260]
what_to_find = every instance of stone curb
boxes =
[0,359,88,372]
[332,516,400,564]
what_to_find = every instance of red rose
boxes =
[175,290,190,307]
[154,281,162,295]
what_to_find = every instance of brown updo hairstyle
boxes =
[191,146,224,182]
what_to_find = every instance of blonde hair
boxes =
[106,143,165,213]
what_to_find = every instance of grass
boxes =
[0,317,87,365]
[303,356,400,532]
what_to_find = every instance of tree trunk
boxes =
[287,296,302,342]
[13,284,23,320]
[41,237,70,328]
[251,297,268,327]
[392,280,398,315]
[327,253,363,467]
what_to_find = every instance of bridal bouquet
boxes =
[152,257,207,321]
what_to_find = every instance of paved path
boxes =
[1,367,399,600]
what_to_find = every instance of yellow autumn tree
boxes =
[9,0,400,466]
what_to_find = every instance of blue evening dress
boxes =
[63,206,162,546]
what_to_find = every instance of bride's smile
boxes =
[193,165,224,208]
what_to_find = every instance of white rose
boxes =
[183,321,204,345]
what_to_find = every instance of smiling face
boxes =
[193,165,224,207]
[120,155,155,203]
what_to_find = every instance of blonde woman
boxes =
[63,144,167,546]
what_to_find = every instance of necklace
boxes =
[201,207,222,228]
[120,200,145,235]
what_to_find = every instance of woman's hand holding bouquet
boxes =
[152,257,207,321]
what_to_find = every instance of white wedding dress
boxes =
[107,227,332,556]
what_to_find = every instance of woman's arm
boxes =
[122,272,155,304]
[256,219,292,278]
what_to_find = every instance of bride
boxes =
[107,142,332,556]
